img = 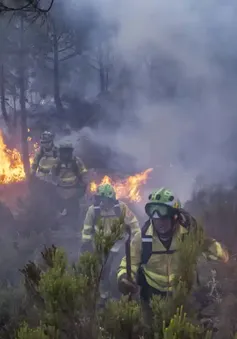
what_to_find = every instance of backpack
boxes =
[92,200,122,230]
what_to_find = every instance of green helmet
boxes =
[96,183,116,200]
[148,188,181,208]
[145,187,181,218]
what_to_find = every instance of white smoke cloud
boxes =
[63,0,237,203]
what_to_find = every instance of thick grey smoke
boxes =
[65,0,237,203]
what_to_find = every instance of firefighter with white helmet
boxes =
[31,131,58,177]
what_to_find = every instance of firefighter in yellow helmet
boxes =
[52,142,88,218]
[117,188,229,303]
[31,131,58,177]
[81,183,140,302]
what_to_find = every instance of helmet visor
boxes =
[145,203,176,219]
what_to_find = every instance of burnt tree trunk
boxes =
[19,15,30,178]
[12,93,17,129]
[52,23,63,115]
[0,64,9,125]
[99,64,109,93]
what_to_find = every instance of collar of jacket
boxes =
[145,222,188,239]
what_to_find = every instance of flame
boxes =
[0,130,37,184]
[0,131,26,184]
[0,128,152,203]
[89,168,153,202]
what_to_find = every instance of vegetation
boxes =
[0,205,220,339]
[0,182,236,338]
[0,1,237,338]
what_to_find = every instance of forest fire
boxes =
[90,168,153,202]
[0,131,36,184]
[0,128,153,203]
[0,131,27,184]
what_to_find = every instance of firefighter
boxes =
[81,183,140,302]
[52,142,88,218]
[117,187,229,305]
[31,131,58,177]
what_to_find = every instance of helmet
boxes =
[145,187,181,218]
[96,183,116,200]
[40,131,54,150]
[40,131,54,144]
[59,142,73,150]
[59,142,73,161]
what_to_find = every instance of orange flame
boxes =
[0,128,152,203]
[0,131,27,184]
[0,131,36,184]
[90,168,153,202]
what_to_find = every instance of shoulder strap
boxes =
[54,160,62,176]
[92,204,101,229]
[53,148,58,158]
[71,157,79,175]
[113,200,121,217]
[141,220,153,265]
[92,200,122,229]
[141,220,177,265]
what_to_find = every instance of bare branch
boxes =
[0,0,54,14]
[59,52,79,62]
[58,45,75,53]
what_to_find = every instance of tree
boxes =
[0,16,12,128]
[18,15,30,176]
[29,3,96,115]
[0,0,54,14]
[87,41,115,94]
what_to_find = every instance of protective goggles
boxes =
[145,203,178,219]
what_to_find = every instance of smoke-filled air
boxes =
[1,0,237,338]
[62,0,237,202]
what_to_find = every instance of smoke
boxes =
[64,0,237,204]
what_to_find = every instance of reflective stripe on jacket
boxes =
[53,157,86,188]
[31,147,58,174]
[82,201,140,245]
[117,222,229,292]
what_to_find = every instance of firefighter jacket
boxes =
[52,156,87,188]
[31,146,58,175]
[117,221,229,292]
[81,200,140,248]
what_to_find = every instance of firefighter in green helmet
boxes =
[117,187,229,305]
[81,182,140,303]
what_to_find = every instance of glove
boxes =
[118,274,139,295]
